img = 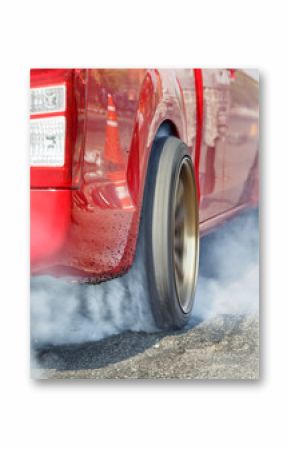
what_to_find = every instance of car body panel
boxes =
[30,68,259,281]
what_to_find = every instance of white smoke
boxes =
[31,209,259,347]
[31,258,156,347]
[192,208,259,321]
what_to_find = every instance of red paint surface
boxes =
[30,190,71,265]
[30,69,259,280]
[193,69,203,203]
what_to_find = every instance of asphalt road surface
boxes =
[32,314,259,379]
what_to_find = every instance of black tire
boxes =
[133,136,199,329]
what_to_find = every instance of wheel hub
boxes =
[173,157,199,313]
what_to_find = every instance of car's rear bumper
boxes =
[30,189,71,273]
[30,185,138,281]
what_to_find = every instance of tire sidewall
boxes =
[143,136,199,329]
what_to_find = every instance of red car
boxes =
[30,68,259,329]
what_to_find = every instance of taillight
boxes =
[30,85,66,116]
[30,69,76,188]
[30,116,66,167]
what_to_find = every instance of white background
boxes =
[0,1,288,448]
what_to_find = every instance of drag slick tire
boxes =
[136,136,199,329]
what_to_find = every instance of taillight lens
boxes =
[30,85,66,115]
[30,116,66,167]
[30,69,75,188]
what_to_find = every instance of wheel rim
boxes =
[173,156,199,313]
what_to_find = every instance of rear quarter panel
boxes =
[32,69,198,280]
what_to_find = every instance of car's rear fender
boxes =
[31,69,198,281]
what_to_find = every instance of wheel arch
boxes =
[124,120,198,277]
[155,119,179,139]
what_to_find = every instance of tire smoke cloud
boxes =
[31,209,259,347]
[192,208,259,322]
